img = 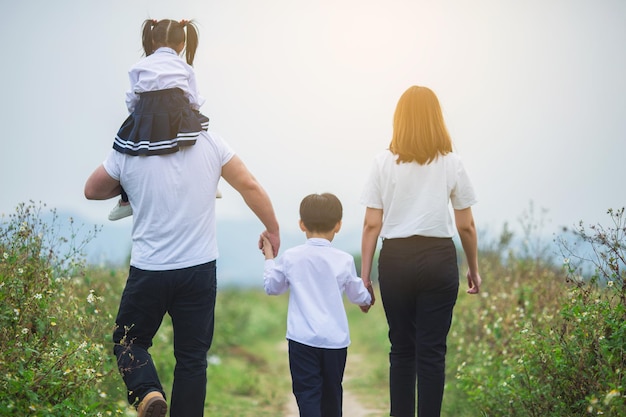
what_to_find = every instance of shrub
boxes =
[455,208,626,416]
[0,202,122,416]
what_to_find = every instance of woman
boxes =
[360,86,482,417]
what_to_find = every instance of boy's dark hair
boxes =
[299,193,342,233]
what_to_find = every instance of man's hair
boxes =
[299,193,342,233]
[389,85,453,165]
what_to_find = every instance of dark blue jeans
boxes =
[378,236,459,417]
[288,339,347,417]
[112,261,217,417]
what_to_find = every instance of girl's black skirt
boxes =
[113,88,209,156]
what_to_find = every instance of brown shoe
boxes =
[137,391,167,417]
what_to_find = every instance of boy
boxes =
[261,193,373,417]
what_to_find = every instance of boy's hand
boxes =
[258,230,280,257]
[359,282,375,313]
[261,235,274,260]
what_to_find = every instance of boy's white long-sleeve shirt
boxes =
[263,238,372,349]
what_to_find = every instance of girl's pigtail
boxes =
[182,20,199,66]
[141,19,157,56]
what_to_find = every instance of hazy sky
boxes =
[2,0,625,249]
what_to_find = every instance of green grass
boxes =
[5,201,624,416]
[76,268,482,416]
[100,282,295,416]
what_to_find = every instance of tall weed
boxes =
[0,202,122,416]
[455,208,626,416]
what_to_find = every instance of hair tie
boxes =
[152,19,157,26]
[180,19,188,26]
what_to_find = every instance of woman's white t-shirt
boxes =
[360,150,477,239]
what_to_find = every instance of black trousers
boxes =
[378,236,459,417]
[112,261,216,417]
[288,339,347,417]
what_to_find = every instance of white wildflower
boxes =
[87,291,96,304]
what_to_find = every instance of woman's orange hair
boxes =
[389,86,452,165]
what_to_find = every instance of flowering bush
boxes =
[0,202,122,416]
[454,208,625,416]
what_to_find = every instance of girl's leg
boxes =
[120,187,129,203]
[109,187,132,220]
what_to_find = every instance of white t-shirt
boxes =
[125,47,206,113]
[360,150,477,239]
[263,238,372,349]
[103,131,235,270]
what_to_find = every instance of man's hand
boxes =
[260,235,275,260]
[259,230,280,257]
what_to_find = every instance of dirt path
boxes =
[279,342,386,417]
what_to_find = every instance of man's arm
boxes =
[84,165,121,200]
[221,155,280,255]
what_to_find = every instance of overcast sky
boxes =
[2,0,625,250]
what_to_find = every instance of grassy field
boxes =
[3,203,624,416]
[92,268,478,416]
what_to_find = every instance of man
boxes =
[84,129,280,417]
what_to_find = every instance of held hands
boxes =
[466,270,482,294]
[258,230,280,258]
[359,280,376,313]
[260,235,274,260]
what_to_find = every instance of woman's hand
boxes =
[359,280,376,313]
[466,270,482,294]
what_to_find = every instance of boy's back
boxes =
[260,192,373,417]
[263,237,371,348]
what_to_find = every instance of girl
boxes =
[109,18,217,221]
